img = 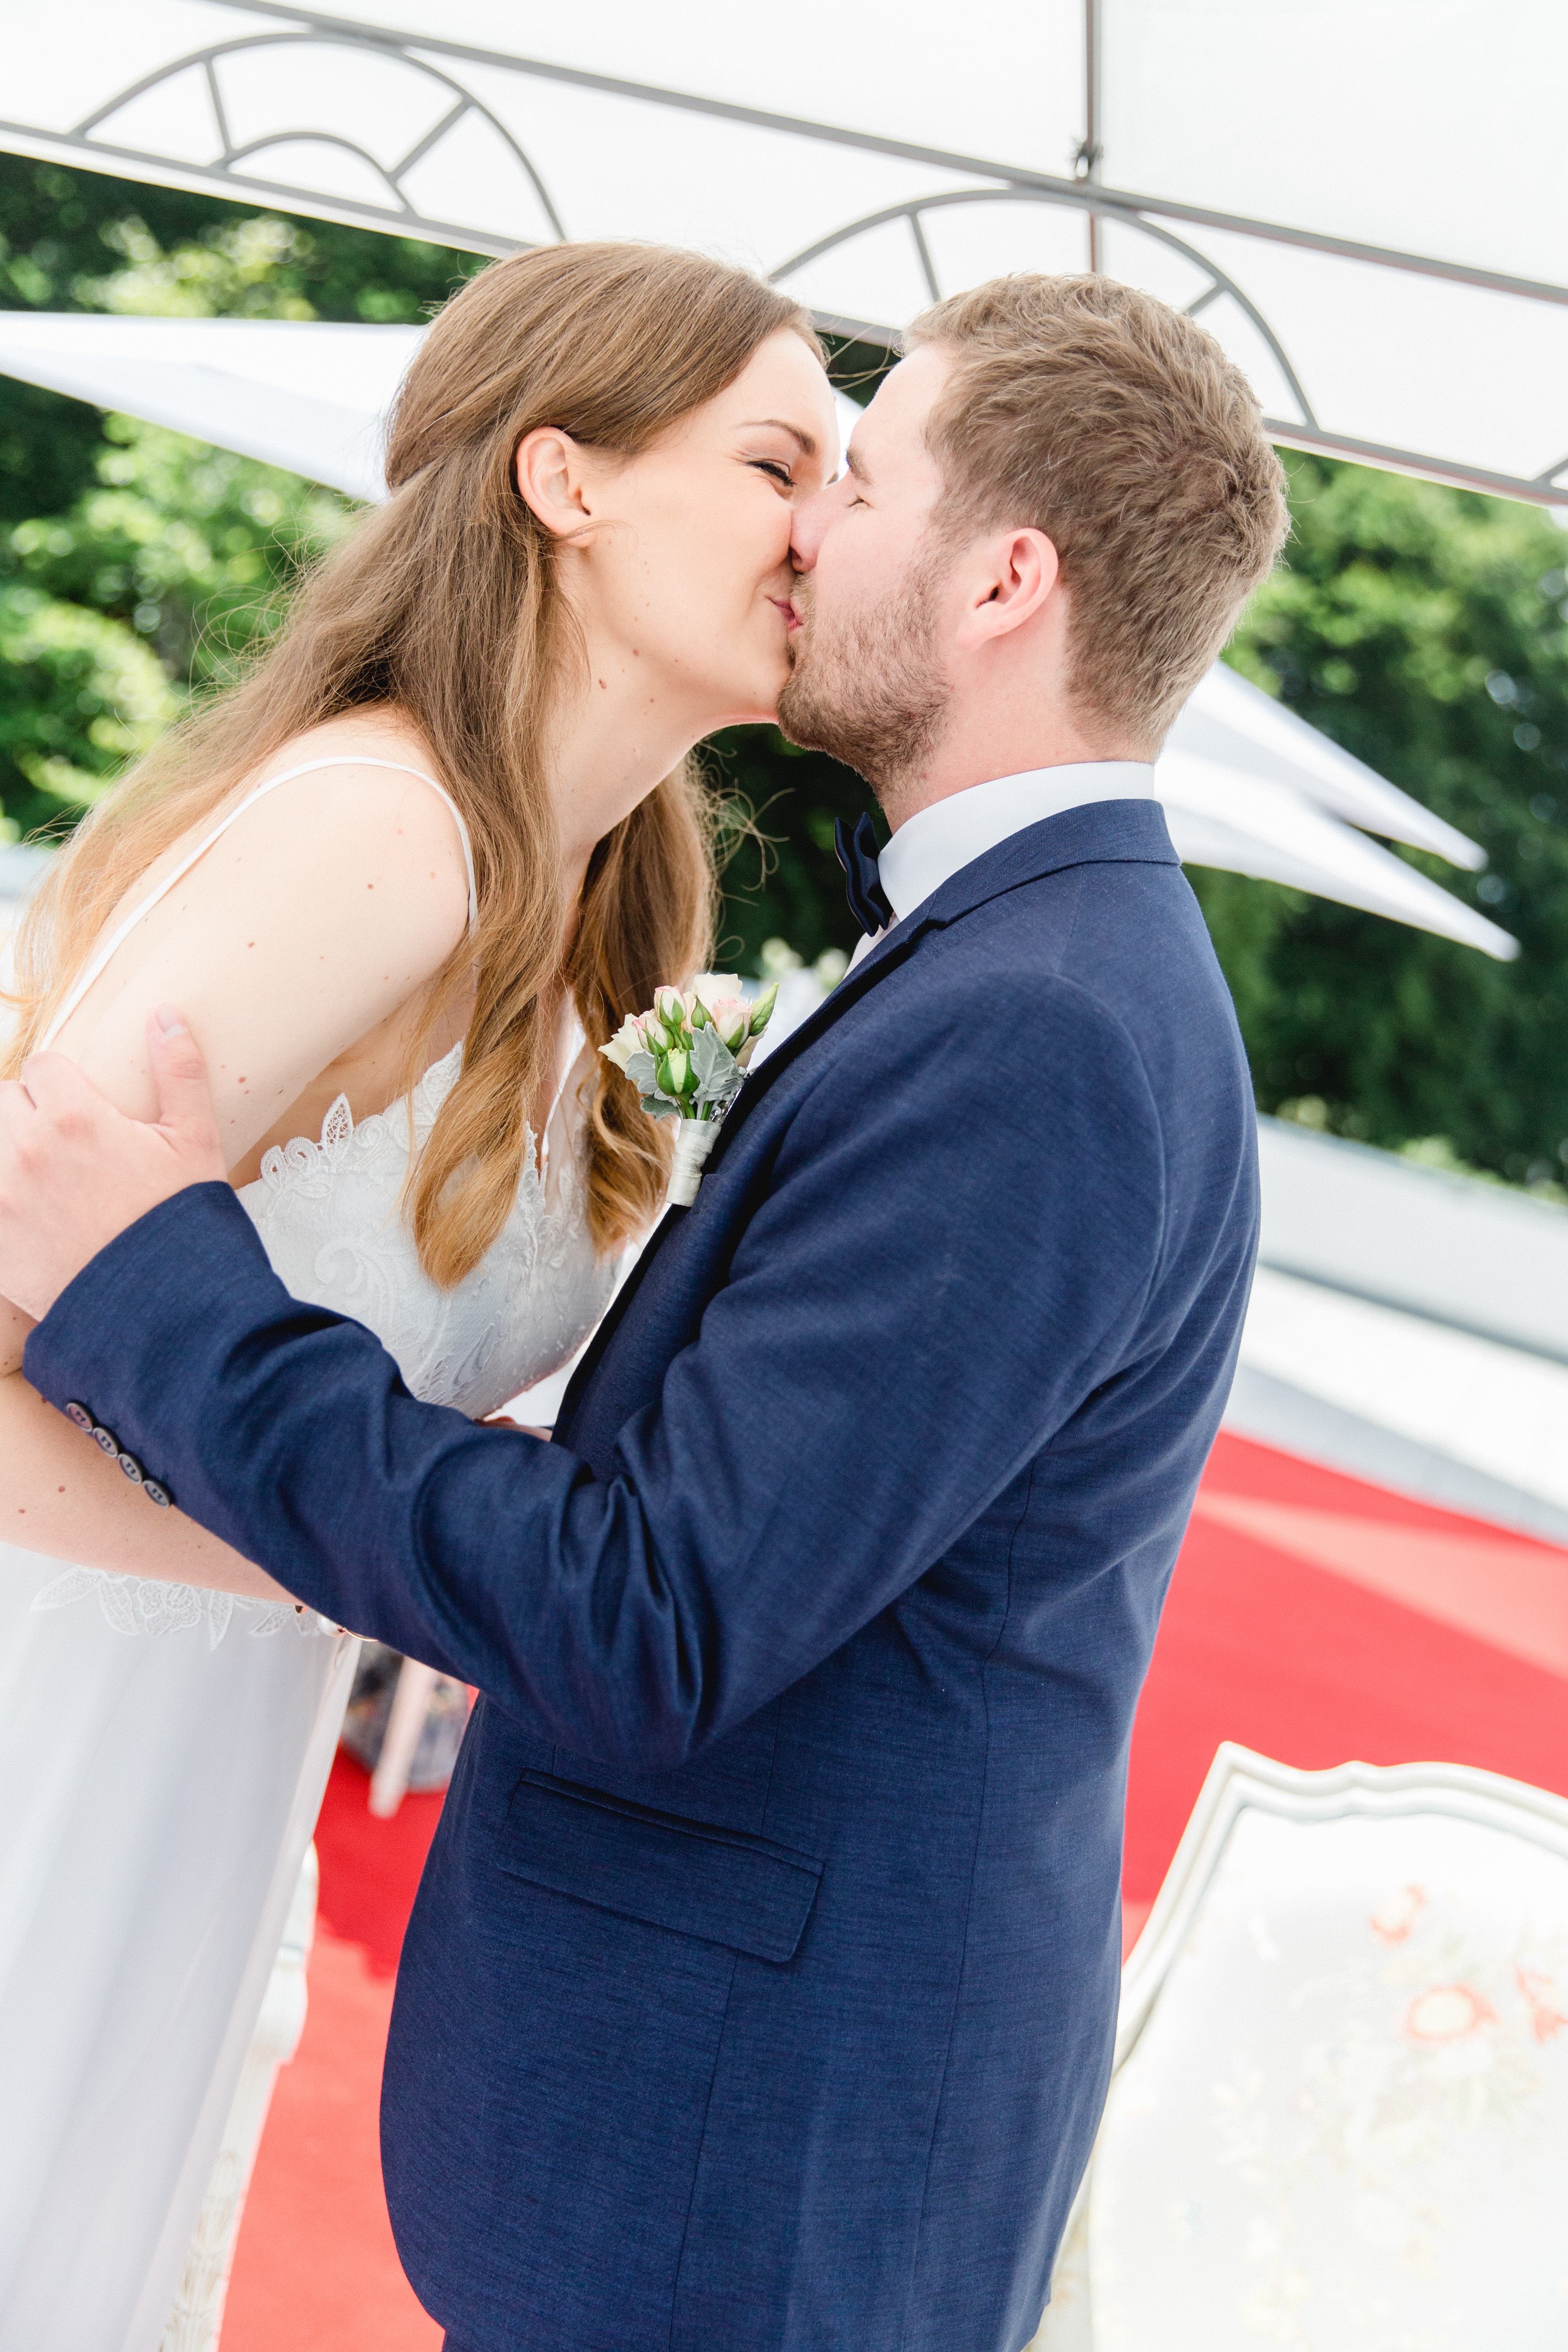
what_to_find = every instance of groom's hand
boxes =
[0,1006,225,1321]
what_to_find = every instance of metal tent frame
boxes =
[4,0,1566,507]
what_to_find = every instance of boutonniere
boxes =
[601,974,779,1205]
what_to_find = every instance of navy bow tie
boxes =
[834,813,895,938]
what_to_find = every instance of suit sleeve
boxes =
[24,977,1167,1769]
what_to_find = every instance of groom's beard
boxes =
[777,556,951,792]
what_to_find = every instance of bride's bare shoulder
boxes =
[245,712,468,882]
[45,709,477,1153]
[185,711,472,954]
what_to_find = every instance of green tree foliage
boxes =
[0,152,461,840]
[0,418,357,841]
[0,581,179,836]
[1208,454,1568,1183]
[707,726,877,971]
[0,150,479,520]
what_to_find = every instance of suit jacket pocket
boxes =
[497,1770,823,1963]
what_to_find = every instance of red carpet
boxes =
[220,1430,1568,2345]
[219,1763,446,2352]
[1126,1432,1568,1913]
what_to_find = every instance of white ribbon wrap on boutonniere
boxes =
[666,1117,719,1206]
[600,975,779,1208]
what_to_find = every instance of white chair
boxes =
[160,1846,319,2352]
[369,1655,444,1817]
[1030,1745,1568,2349]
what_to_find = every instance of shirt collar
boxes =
[876,761,1158,926]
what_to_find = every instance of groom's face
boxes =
[777,347,957,789]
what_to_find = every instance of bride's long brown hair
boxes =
[3,244,819,1281]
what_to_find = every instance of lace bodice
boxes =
[242,1038,611,1419]
[24,749,615,1643]
[33,1041,614,1644]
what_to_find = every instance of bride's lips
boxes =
[769,596,802,633]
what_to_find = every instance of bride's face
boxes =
[544,330,838,727]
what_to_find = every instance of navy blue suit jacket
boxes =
[28,799,1257,2352]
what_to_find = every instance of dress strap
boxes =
[39,757,478,1052]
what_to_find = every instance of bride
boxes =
[0,239,834,2348]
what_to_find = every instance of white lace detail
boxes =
[30,1565,339,1647]
[254,1047,455,1210]
[47,1035,613,1643]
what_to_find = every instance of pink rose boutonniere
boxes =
[601,974,779,1205]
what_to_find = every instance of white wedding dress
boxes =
[0,761,615,2351]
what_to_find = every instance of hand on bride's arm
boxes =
[0,1010,372,1604]
[0,758,472,1591]
[0,1009,225,1321]
[0,765,471,1322]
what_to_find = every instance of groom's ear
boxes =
[953,527,1061,652]
[515,426,594,537]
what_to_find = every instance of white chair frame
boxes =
[160,1846,320,2352]
[1028,1743,1568,2349]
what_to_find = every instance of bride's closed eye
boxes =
[748,457,795,488]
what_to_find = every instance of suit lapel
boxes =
[555,925,919,1429]
[555,1199,687,1425]
[700,917,924,1174]
[556,798,1178,1430]
[704,794,1178,1176]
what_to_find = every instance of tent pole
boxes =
[1081,0,1104,271]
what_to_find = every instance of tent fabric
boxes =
[0,308,1516,959]
[2,2,1566,509]
[0,312,410,505]
[1152,751,1509,954]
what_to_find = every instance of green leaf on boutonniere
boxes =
[690,1024,738,1097]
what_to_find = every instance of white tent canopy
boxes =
[0,307,1516,958]
[0,310,408,504]
[3,1,1567,509]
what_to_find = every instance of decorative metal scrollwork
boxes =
[72,30,562,249]
[770,187,1317,433]
[67,28,1317,434]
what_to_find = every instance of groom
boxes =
[0,275,1285,2351]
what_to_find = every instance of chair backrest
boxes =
[1033,1746,1568,2351]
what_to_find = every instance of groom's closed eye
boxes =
[841,448,871,504]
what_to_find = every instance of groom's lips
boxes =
[770,596,803,634]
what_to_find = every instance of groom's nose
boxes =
[789,481,837,572]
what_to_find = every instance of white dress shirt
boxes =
[848,760,1157,967]
[879,760,1157,925]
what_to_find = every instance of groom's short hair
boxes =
[907,275,1289,751]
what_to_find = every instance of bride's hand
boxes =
[0,1006,225,1322]
[484,1414,551,1439]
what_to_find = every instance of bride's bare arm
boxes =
[1,1296,292,1598]
[0,763,472,1598]
[44,767,472,1160]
